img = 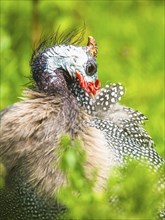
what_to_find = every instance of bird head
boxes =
[31,33,100,96]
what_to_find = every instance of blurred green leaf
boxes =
[57,139,164,219]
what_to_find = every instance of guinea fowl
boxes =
[0,31,164,220]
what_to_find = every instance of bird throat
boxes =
[75,71,100,96]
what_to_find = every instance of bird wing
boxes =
[90,104,164,171]
[84,84,164,170]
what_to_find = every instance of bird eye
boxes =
[86,60,97,76]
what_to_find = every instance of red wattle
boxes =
[75,71,101,96]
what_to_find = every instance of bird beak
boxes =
[76,71,100,96]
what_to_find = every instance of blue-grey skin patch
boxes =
[39,45,97,83]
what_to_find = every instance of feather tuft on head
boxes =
[30,26,86,66]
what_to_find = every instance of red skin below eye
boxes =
[75,71,101,96]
